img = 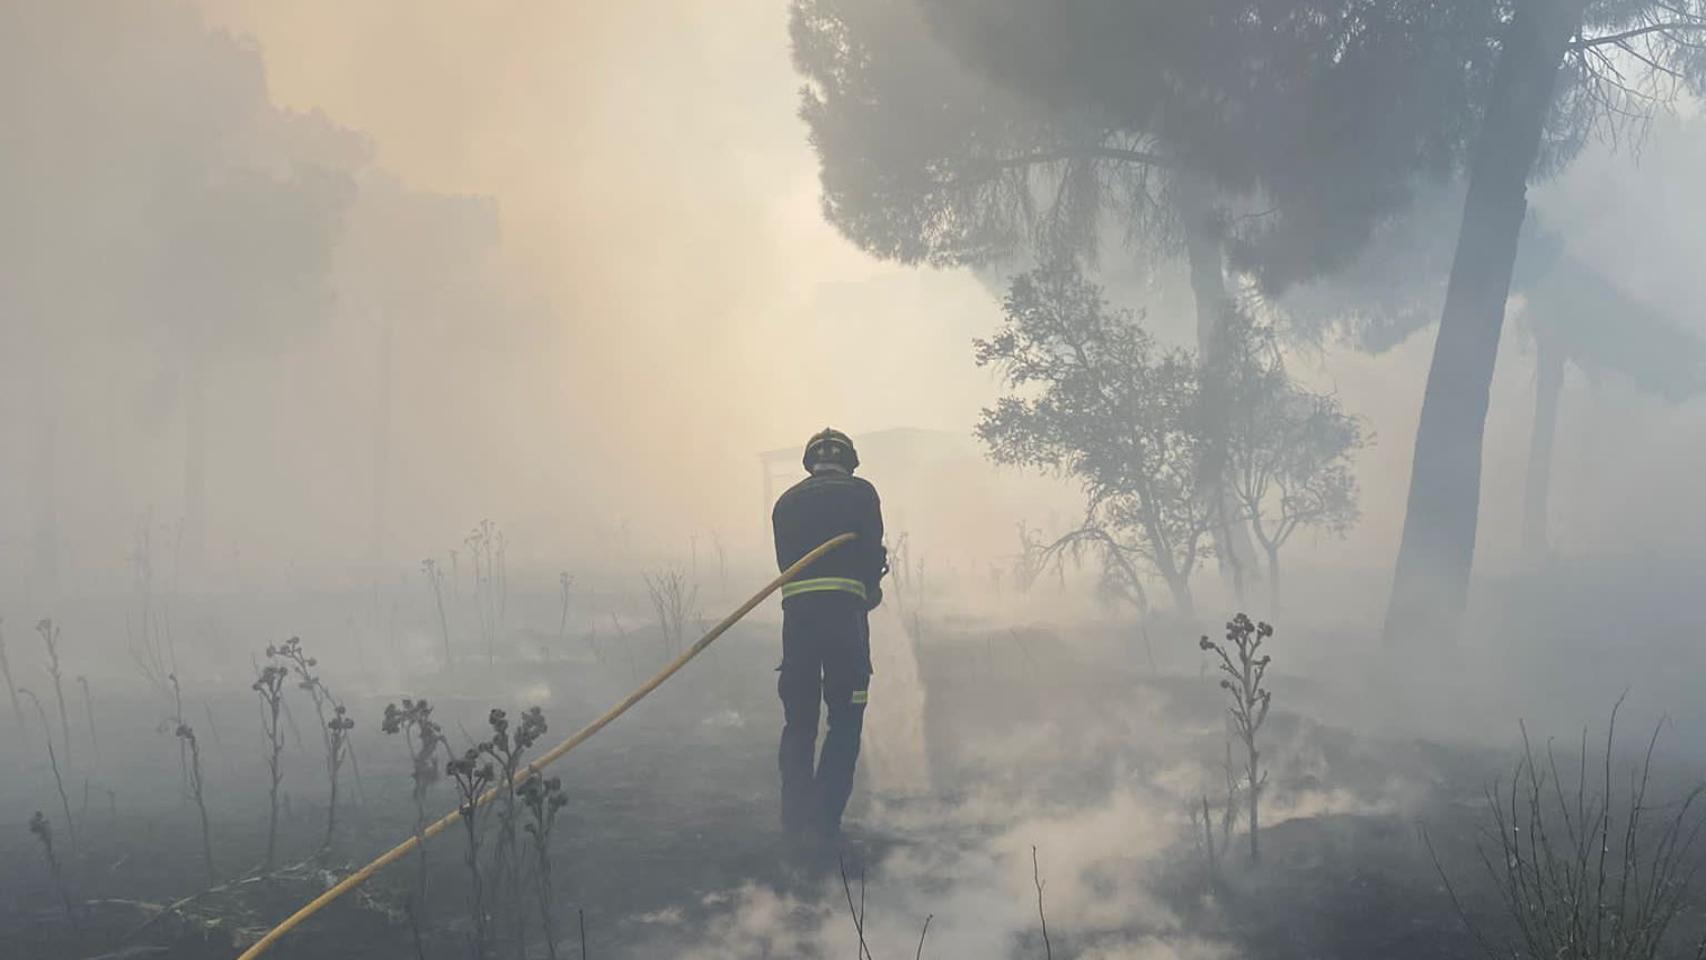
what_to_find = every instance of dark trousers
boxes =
[777,594,871,840]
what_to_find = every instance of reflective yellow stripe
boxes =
[850,690,868,705]
[780,577,868,600]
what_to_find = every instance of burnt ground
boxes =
[2,595,1703,959]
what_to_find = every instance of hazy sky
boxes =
[192,1,1005,517]
[3,1,1701,594]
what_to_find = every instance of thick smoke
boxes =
[5,4,1706,960]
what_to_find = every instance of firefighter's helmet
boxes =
[802,428,859,473]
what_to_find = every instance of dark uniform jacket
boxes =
[771,469,886,608]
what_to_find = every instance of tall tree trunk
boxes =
[1266,545,1281,622]
[1166,573,1196,620]
[1521,329,1565,564]
[1178,174,1258,597]
[1179,174,1233,359]
[1382,0,1586,645]
[1146,516,1197,618]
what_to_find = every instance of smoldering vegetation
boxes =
[7,1,1706,960]
[10,550,1706,960]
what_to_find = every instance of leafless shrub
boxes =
[167,671,191,800]
[447,747,497,960]
[557,572,573,645]
[36,618,73,771]
[520,772,568,959]
[422,557,452,670]
[887,532,932,604]
[381,698,448,873]
[383,697,448,957]
[126,522,178,710]
[610,612,640,685]
[838,856,874,960]
[252,651,289,870]
[642,569,698,660]
[466,520,508,666]
[29,811,76,923]
[76,675,98,767]
[710,529,729,596]
[274,636,354,852]
[1033,845,1054,960]
[1199,613,1273,863]
[1194,796,1219,892]
[1021,521,1150,616]
[480,706,547,957]
[1010,521,1051,594]
[1429,699,1706,960]
[176,722,215,883]
[20,687,76,853]
[1220,740,1242,850]
[0,618,22,726]
[827,857,941,960]
[1194,741,1249,892]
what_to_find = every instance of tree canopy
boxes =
[975,264,1367,616]
[976,265,1216,614]
[1220,313,1365,614]
[1383,0,1706,643]
[796,0,1706,641]
[792,0,1502,290]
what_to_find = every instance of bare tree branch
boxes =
[1572,20,1706,49]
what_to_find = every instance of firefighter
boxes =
[771,428,887,848]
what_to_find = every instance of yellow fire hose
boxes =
[235,532,857,960]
